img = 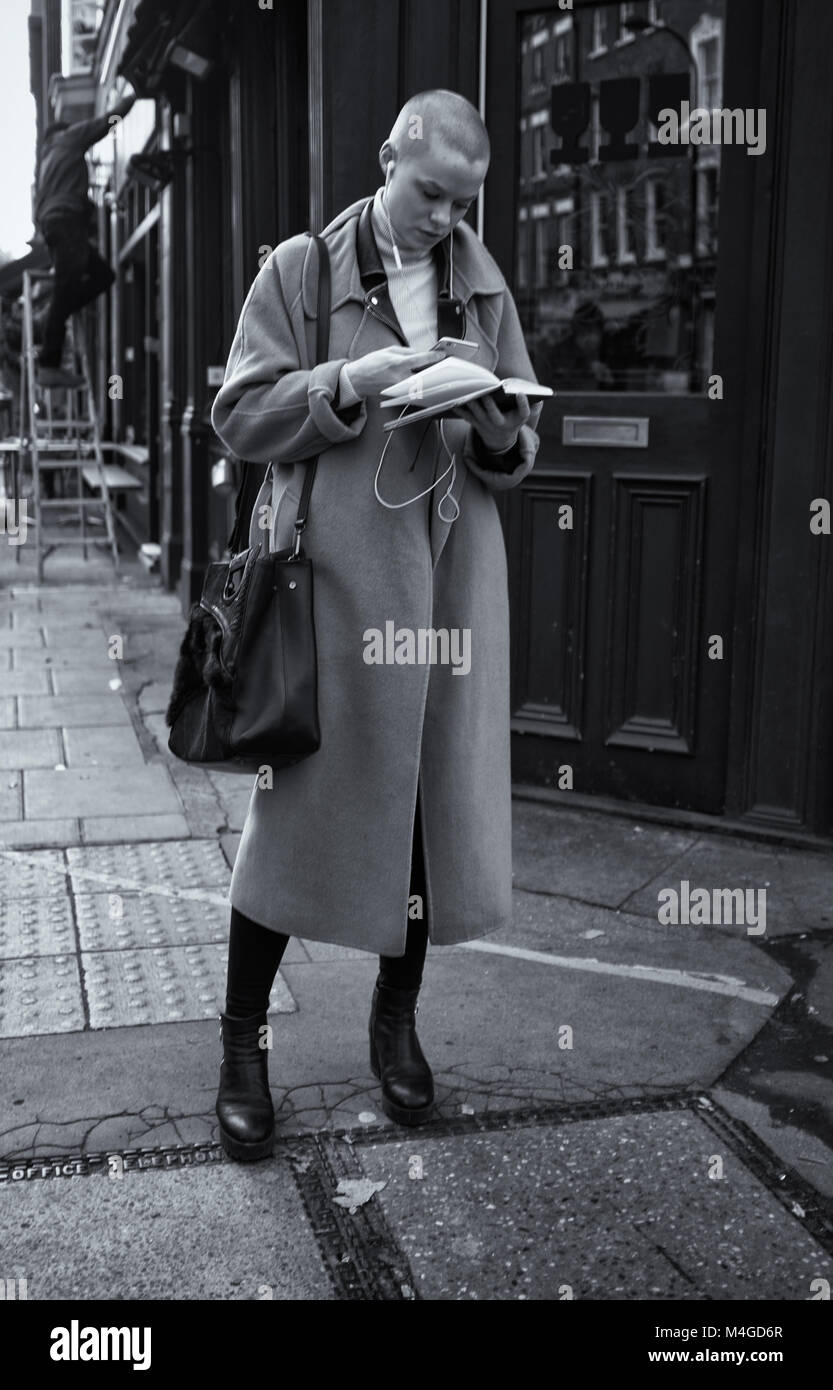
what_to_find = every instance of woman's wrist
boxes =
[338,362,364,406]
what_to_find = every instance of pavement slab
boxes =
[0,728,61,769]
[24,765,182,819]
[63,725,146,767]
[0,669,52,696]
[73,891,235,951]
[17,694,132,727]
[620,837,833,937]
[0,955,85,1036]
[0,894,76,958]
[0,773,21,819]
[493,889,790,999]
[512,800,697,906]
[81,944,295,1028]
[356,1111,833,1300]
[8,609,47,631]
[0,630,47,650]
[1,849,68,897]
[50,666,127,694]
[0,1158,335,1300]
[0,819,81,848]
[66,838,231,892]
[80,813,191,843]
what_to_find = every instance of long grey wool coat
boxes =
[211,195,542,955]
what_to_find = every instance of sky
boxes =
[0,0,39,260]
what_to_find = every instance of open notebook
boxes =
[380,358,553,430]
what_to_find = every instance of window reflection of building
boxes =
[518,209,529,290]
[555,31,572,78]
[61,0,104,76]
[617,186,637,264]
[515,2,726,394]
[645,177,668,261]
[591,191,612,267]
[691,14,722,262]
[555,203,573,286]
[616,4,637,47]
[532,207,549,288]
[590,9,608,58]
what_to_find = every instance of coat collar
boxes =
[301,195,506,316]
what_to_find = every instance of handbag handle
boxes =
[227,232,331,556]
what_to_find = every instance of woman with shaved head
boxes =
[211,90,544,1158]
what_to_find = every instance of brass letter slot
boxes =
[562,416,649,448]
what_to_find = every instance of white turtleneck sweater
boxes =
[339,189,438,406]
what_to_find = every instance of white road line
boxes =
[459,939,780,1007]
[0,848,781,1005]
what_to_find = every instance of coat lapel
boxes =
[298,196,509,571]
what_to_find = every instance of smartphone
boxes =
[432,337,480,359]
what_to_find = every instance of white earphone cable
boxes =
[375,166,460,525]
[374,412,458,522]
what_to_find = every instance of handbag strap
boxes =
[227,232,331,556]
[292,233,331,556]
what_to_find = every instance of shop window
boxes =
[515,3,726,393]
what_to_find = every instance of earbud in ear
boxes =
[386,160,394,180]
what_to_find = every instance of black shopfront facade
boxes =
[97,0,831,839]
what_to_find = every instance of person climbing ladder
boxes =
[33,88,135,389]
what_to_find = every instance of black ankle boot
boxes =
[215,1011,275,1160]
[369,983,434,1126]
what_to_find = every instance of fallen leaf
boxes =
[333,1177,387,1214]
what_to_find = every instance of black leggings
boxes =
[224,794,429,1016]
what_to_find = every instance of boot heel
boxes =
[218,1125,274,1161]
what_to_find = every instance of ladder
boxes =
[20,268,120,581]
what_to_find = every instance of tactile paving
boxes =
[0,849,67,899]
[67,840,231,895]
[73,892,229,951]
[0,895,76,958]
[81,944,295,1029]
[0,955,85,1037]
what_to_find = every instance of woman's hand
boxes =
[454,392,531,454]
[347,346,445,399]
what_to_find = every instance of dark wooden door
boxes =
[486,0,765,812]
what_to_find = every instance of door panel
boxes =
[487,0,760,811]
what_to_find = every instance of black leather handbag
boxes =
[164,234,330,774]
